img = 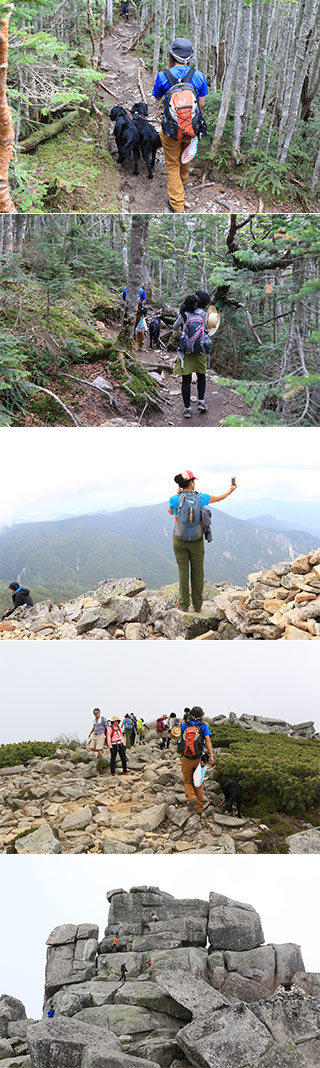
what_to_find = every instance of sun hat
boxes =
[169,37,194,62]
[206,305,221,336]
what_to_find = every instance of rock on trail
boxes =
[2,549,320,641]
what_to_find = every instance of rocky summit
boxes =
[1,549,320,640]
[2,886,320,1068]
[1,722,319,855]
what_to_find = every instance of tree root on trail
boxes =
[27,384,80,426]
[18,111,79,152]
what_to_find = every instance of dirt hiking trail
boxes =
[101,21,265,215]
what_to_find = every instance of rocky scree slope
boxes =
[1,549,320,641]
[1,728,319,856]
[1,886,320,1068]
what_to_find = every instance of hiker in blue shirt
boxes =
[169,470,237,613]
[179,706,214,814]
[122,287,146,302]
[152,38,208,213]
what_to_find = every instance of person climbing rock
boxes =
[146,951,152,967]
[157,713,170,749]
[120,0,129,20]
[152,38,208,213]
[120,962,127,982]
[172,290,219,418]
[122,713,135,749]
[88,708,108,758]
[178,705,214,814]
[47,1006,55,1018]
[107,716,128,776]
[2,581,34,620]
[112,936,119,952]
[141,920,151,934]
[168,470,237,612]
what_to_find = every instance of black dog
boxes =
[149,316,160,349]
[221,778,242,818]
[130,103,161,179]
[110,106,140,175]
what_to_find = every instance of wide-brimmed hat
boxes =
[171,724,181,739]
[206,305,221,336]
[112,715,120,723]
[169,37,194,62]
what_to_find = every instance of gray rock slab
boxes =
[0,1039,15,1059]
[0,999,26,1023]
[256,1041,309,1067]
[156,970,228,1016]
[208,892,264,951]
[51,982,119,1016]
[273,944,305,983]
[60,807,93,832]
[15,824,62,854]
[122,1035,184,1068]
[113,981,191,1020]
[27,1018,120,1068]
[47,925,78,946]
[293,973,320,1004]
[74,1004,177,1037]
[94,578,146,603]
[286,829,320,854]
[177,1002,271,1067]
[81,1051,160,1068]
[251,991,320,1045]
[0,1058,31,1068]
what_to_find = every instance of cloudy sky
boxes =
[0,854,319,1018]
[1,641,319,737]
[1,426,319,527]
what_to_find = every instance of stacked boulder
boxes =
[4,887,320,1068]
[1,549,320,641]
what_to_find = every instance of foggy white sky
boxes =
[0,855,319,1018]
[1,426,319,527]
[1,641,319,738]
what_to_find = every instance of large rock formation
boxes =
[2,887,319,1068]
[1,549,320,640]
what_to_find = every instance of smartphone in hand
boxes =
[231,476,236,487]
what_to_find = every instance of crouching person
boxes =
[107,715,128,776]
[178,706,213,814]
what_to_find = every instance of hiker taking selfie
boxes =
[172,290,220,418]
[152,37,208,213]
[177,705,214,814]
[168,470,237,613]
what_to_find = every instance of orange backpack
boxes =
[162,68,201,141]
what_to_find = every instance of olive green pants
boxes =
[173,535,205,611]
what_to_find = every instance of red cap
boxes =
[180,469,198,480]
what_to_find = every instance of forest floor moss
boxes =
[31,118,120,213]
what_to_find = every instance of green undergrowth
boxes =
[11,118,119,213]
[0,742,57,767]
[208,723,320,821]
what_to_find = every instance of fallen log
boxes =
[123,13,155,52]
[18,111,79,153]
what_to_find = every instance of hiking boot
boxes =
[167,199,175,213]
[197,401,207,412]
[183,407,192,418]
[123,771,129,775]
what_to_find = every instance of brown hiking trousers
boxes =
[160,130,191,212]
[181,756,203,812]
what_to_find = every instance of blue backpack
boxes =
[175,491,203,541]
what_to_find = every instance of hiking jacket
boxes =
[2,586,34,620]
[157,717,167,734]
[107,724,125,747]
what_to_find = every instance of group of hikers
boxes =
[88,708,148,774]
[88,705,222,819]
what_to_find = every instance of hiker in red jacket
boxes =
[156,714,170,749]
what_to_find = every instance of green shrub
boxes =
[207,723,320,820]
[0,741,56,767]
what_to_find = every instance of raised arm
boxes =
[208,481,237,504]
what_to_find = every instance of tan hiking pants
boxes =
[181,756,203,812]
[160,130,191,212]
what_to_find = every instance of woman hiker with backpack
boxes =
[178,706,214,814]
[168,470,237,613]
[172,290,220,419]
[106,716,128,776]
[152,38,209,213]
